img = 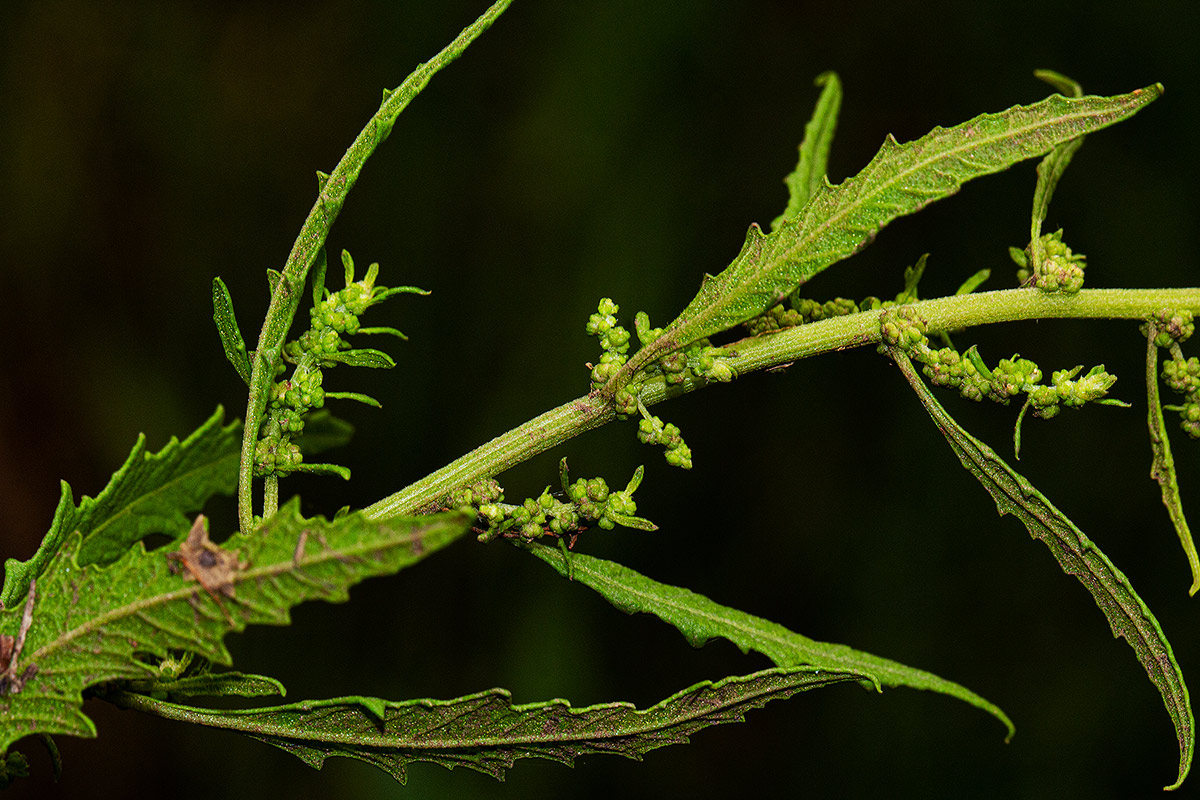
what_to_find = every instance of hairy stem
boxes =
[364,286,1200,520]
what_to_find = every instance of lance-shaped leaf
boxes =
[770,71,842,232]
[527,543,1013,738]
[1143,325,1200,595]
[0,502,472,755]
[322,348,397,369]
[1026,70,1086,270]
[212,278,252,385]
[106,665,868,783]
[0,407,242,609]
[619,84,1162,381]
[887,347,1193,791]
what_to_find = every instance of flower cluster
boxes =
[1010,229,1087,294]
[1148,309,1200,438]
[744,256,928,336]
[585,299,736,469]
[254,250,424,479]
[880,305,1122,421]
[450,463,656,543]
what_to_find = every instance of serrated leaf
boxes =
[887,347,1193,791]
[621,84,1162,380]
[770,71,842,232]
[0,502,471,754]
[0,407,242,609]
[527,543,1013,738]
[107,665,867,784]
[212,278,251,385]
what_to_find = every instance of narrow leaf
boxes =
[0,408,241,609]
[527,542,1013,738]
[0,502,471,754]
[107,665,867,784]
[212,278,252,385]
[887,347,1193,791]
[770,71,842,232]
[1143,327,1200,595]
[621,84,1162,380]
[121,670,286,700]
[322,348,396,369]
[1028,72,1086,267]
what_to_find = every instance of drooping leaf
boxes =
[0,502,471,755]
[212,278,252,385]
[527,542,1013,738]
[0,407,242,609]
[886,347,1193,791]
[619,84,1163,381]
[770,71,842,232]
[106,665,868,784]
[1142,326,1200,596]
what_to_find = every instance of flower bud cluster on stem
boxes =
[1148,309,1200,438]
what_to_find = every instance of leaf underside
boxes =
[109,665,866,783]
[527,542,1013,738]
[0,407,242,610]
[888,348,1193,791]
[0,503,472,754]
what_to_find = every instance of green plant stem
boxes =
[364,286,1200,520]
[236,0,513,533]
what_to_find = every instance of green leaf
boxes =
[322,348,397,369]
[1143,326,1200,595]
[237,0,513,532]
[212,278,252,385]
[619,83,1162,382]
[526,543,1013,738]
[0,407,242,609]
[770,71,842,232]
[0,502,472,755]
[105,665,868,784]
[122,670,287,700]
[886,347,1193,791]
[1027,71,1086,270]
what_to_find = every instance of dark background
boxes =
[1,1,1198,797]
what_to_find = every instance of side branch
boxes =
[365,286,1200,519]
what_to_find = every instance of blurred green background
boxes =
[1,0,1198,797]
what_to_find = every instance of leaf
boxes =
[237,0,514,532]
[886,347,1193,791]
[1142,326,1200,595]
[0,502,472,755]
[0,407,242,609]
[122,670,287,700]
[106,665,868,784]
[770,71,842,232]
[322,348,397,369]
[212,278,252,385]
[526,542,1014,738]
[620,84,1162,381]
[1027,71,1086,268]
